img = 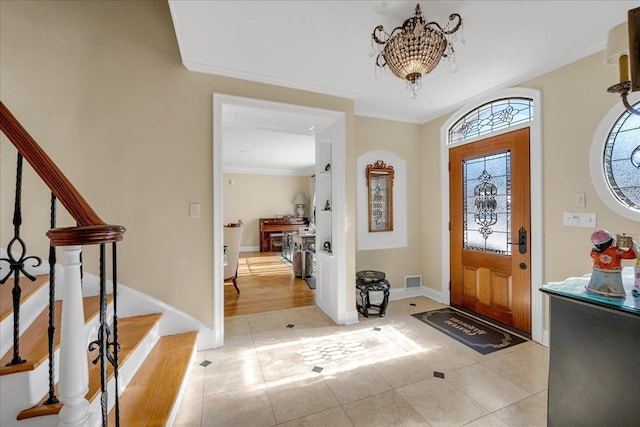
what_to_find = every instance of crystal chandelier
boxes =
[371,3,463,99]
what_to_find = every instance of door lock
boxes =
[508,227,527,254]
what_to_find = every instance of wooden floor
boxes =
[224,251,315,317]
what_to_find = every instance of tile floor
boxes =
[175,297,549,426]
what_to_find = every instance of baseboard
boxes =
[240,245,259,252]
[369,286,443,305]
[388,287,423,301]
[343,309,359,325]
[421,286,444,303]
[542,329,550,347]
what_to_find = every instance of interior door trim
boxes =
[440,87,545,345]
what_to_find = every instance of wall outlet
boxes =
[189,203,200,218]
[574,192,586,208]
[579,212,596,228]
[563,211,596,227]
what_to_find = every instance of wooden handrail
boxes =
[0,101,125,245]
[0,101,104,227]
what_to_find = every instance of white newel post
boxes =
[58,245,90,427]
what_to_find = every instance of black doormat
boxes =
[412,308,527,355]
[305,276,316,289]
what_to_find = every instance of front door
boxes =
[449,128,531,333]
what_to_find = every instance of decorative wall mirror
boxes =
[366,160,394,232]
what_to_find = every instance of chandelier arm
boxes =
[425,13,463,35]
[371,25,387,45]
[375,53,387,68]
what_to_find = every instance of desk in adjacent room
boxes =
[258,217,308,252]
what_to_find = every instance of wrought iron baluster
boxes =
[44,193,59,405]
[112,242,120,427]
[88,245,109,425]
[100,244,108,425]
[0,153,42,366]
[86,244,121,426]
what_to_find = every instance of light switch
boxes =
[189,203,200,218]
[574,192,586,208]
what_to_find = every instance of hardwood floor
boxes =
[224,251,315,317]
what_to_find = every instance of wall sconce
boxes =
[607,7,640,115]
[294,192,306,217]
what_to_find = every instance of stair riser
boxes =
[0,372,33,427]
[0,282,50,358]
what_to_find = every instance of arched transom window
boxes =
[448,97,534,144]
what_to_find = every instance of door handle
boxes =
[507,227,527,254]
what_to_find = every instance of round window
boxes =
[590,95,640,221]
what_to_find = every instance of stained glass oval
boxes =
[603,103,640,211]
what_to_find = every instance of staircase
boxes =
[0,271,198,426]
[0,100,208,426]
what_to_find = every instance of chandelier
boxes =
[371,3,463,98]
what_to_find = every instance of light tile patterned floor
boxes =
[175,297,549,426]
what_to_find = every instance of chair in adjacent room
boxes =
[224,222,244,294]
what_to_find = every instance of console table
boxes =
[258,217,308,252]
[540,267,639,427]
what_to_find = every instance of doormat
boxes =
[305,276,316,290]
[411,308,527,355]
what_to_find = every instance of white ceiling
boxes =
[168,0,634,173]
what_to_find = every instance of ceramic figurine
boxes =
[324,200,331,211]
[586,229,637,297]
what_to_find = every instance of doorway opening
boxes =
[212,94,347,348]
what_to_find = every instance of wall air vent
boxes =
[404,275,422,289]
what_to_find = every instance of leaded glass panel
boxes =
[370,175,389,229]
[603,105,640,211]
[449,98,533,144]
[463,151,511,255]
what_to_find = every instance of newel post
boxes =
[57,246,90,427]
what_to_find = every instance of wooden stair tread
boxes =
[0,295,112,375]
[0,274,49,322]
[18,313,163,420]
[107,331,198,426]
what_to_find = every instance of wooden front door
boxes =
[450,128,531,333]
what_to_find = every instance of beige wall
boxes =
[0,1,356,325]
[223,173,309,248]
[525,53,639,282]
[354,117,423,290]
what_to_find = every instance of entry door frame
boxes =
[440,88,545,344]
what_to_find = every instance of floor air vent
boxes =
[404,275,422,289]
